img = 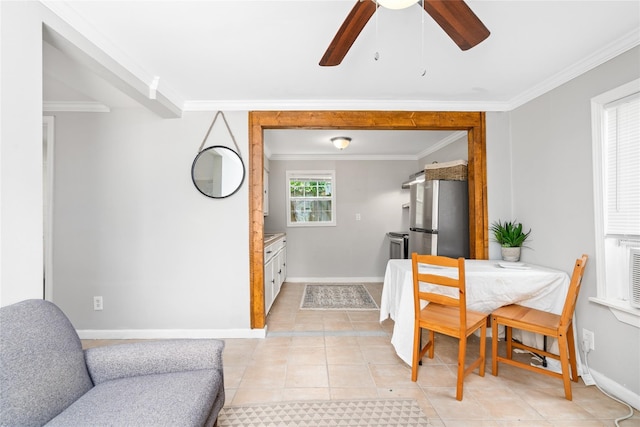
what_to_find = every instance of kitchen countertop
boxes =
[264,232,285,246]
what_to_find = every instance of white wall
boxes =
[264,159,415,279]
[509,46,640,400]
[51,109,250,333]
[0,1,45,305]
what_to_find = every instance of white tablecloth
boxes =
[380,259,571,366]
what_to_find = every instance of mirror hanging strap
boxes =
[197,111,241,156]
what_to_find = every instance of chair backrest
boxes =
[559,254,589,329]
[0,299,94,426]
[412,253,467,327]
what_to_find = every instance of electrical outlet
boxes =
[355,213,361,221]
[93,296,103,311]
[582,328,595,351]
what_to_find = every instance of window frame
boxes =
[590,78,640,328]
[285,170,337,227]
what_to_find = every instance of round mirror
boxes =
[191,145,245,198]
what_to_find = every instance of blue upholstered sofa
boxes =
[0,299,225,427]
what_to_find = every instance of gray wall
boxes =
[418,135,468,166]
[264,159,416,279]
[509,47,640,400]
[51,109,251,331]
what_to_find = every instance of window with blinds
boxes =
[286,170,336,227]
[604,93,640,237]
[592,80,640,316]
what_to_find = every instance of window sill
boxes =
[589,297,640,328]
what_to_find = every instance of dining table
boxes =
[380,258,572,367]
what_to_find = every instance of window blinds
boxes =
[604,92,640,236]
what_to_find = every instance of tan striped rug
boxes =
[217,399,430,426]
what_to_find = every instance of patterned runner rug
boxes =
[217,399,430,426]
[300,284,379,310]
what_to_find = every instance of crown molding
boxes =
[43,101,110,113]
[269,153,417,161]
[507,28,640,110]
[416,131,467,159]
[183,99,512,112]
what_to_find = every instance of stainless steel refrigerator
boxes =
[408,177,469,258]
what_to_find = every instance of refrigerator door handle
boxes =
[409,227,438,234]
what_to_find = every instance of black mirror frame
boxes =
[191,145,246,199]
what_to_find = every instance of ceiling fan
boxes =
[319,0,490,66]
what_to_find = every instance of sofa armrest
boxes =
[84,339,224,385]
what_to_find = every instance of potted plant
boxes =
[490,220,531,262]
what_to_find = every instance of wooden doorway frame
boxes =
[249,111,488,329]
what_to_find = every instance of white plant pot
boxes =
[501,246,521,262]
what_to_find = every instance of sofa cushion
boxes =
[0,300,93,426]
[45,369,222,427]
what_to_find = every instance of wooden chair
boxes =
[491,254,588,400]
[411,253,488,400]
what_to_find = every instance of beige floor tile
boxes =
[369,364,419,389]
[414,364,458,388]
[330,387,379,400]
[290,335,325,347]
[285,364,329,388]
[325,335,360,347]
[326,345,365,365]
[239,361,287,388]
[516,388,595,420]
[361,344,404,365]
[282,387,330,401]
[288,346,328,365]
[328,364,376,388]
[222,365,246,389]
[231,388,284,405]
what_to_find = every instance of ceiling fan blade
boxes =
[423,0,490,51]
[319,0,377,67]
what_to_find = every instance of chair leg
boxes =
[479,323,487,377]
[505,325,513,360]
[566,325,579,382]
[456,336,467,401]
[491,316,499,376]
[428,330,435,359]
[558,332,573,401]
[411,324,421,382]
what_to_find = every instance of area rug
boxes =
[300,284,378,310]
[217,399,429,426]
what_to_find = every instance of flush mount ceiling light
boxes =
[377,0,419,10]
[331,136,351,150]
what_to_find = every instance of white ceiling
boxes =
[42,0,640,157]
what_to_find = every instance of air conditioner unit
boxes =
[631,248,640,308]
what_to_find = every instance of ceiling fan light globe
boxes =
[377,0,419,10]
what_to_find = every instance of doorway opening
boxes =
[249,111,488,329]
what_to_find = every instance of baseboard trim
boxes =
[77,328,267,340]
[590,367,640,411]
[286,277,383,283]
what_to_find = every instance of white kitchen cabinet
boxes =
[275,245,286,296]
[264,234,286,313]
[264,257,275,313]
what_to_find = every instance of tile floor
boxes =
[83,282,639,426]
